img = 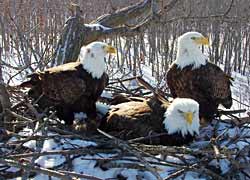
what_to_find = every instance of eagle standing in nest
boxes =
[100,97,200,146]
[21,42,116,125]
[167,32,232,123]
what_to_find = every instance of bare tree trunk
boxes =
[0,47,11,127]
[51,0,179,65]
[212,20,220,64]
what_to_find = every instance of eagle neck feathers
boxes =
[175,45,207,69]
[79,52,105,79]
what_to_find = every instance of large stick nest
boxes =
[1,76,250,180]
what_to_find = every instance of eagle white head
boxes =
[79,42,116,79]
[175,31,209,69]
[163,98,200,137]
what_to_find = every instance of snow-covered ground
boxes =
[1,62,249,179]
[231,71,250,114]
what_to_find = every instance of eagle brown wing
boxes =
[166,64,176,97]
[40,68,87,105]
[102,101,153,136]
[96,72,109,98]
[197,62,232,108]
[25,62,87,105]
[101,97,166,138]
[167,62,232,121]
[100,97,195,146]
[21,62,109,125]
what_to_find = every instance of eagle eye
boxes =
[191,37,196,40]
[177,109,184,114]
[102,45,105,49]
[86,48,91,53]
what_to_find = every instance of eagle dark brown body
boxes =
[167,62,232,122]
[21,62,109,125]
[100,97,196,146]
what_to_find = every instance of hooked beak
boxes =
[194,37,209,46]
[104,45,117,54]
[184,112,193,125]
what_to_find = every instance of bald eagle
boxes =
[21,42,116,125]
[100,97,200,146]
[167,32,232,122]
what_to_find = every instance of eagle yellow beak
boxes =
[105,45,117,54]
[194,37,209,46]
[184,112,193,125]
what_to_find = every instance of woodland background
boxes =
[0,1,249,179]
[0,0,248,126]
[0,0,250,83]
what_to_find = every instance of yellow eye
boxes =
[102,45,105,49]
[191,37,196,40]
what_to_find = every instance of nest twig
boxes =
[1,76,249,179]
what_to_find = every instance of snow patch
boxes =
[5,166,20,173]
[35,139,65,168]
[18,127,34,136]
[236,141,249,150]
[35,154,65,168]
[184,171,207,180]
[31,174,61,180]
[72,154,120,179]
[101,90,113,98]
[61,139,97,149]
[74,112,87,121]
[84,23,111,31]
[7,136,18,143]
[219,159,231,174]
[23,140,37,150]
[96,101,110,115]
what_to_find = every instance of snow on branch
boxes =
[51,0,179,65]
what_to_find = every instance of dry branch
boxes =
[92,0,158,27]
[218,109,246,115]
[0,158,71,180]
[51,0,179,65]
[97,128,163,180]
[6,148,115,159]
[0,47,11,128]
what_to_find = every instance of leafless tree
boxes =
[0,0,250,125]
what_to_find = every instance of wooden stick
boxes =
[0,158,71,180]
[58,170,103,180]
[136,76,170,101]
[218,109,246,115]
[97,128,163,180]
[128,132,169,143]
[5,109,34,123]
[99,162,161,172]
[108,76,142,85]
[6,148,115,159]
